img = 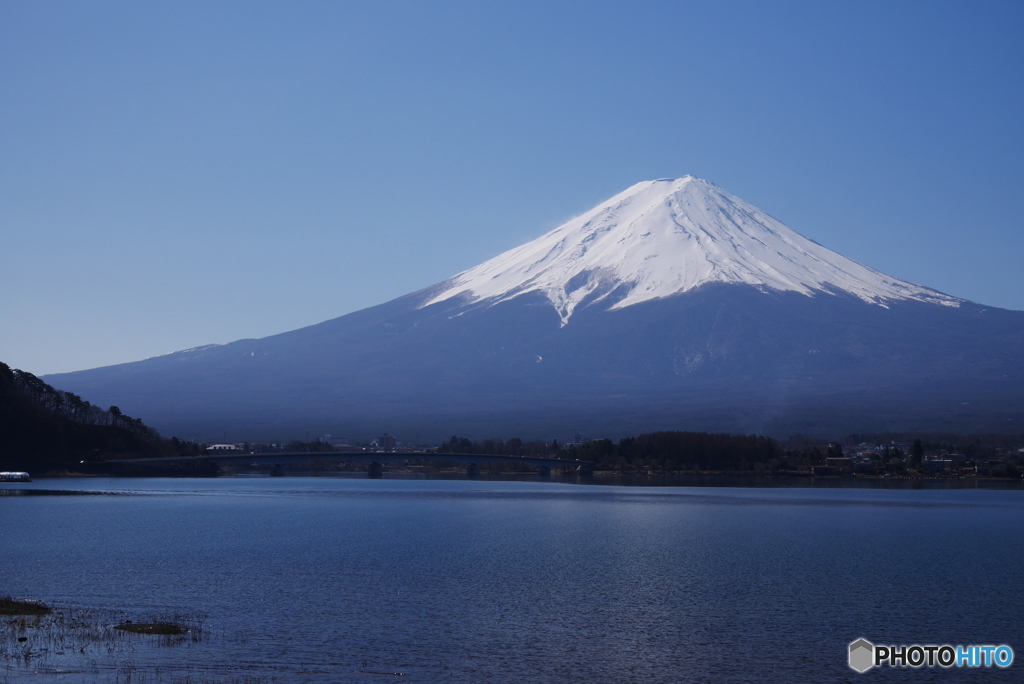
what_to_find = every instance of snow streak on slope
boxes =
[424,177,961,325]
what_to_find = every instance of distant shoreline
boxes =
[6,469,1022,490]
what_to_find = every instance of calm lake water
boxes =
[2,476,1022,683]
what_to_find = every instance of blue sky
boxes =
[3,1,1022,375]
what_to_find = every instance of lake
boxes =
[2,476,1022,682]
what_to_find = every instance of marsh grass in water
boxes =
[0,596,51,615]
[165,677,268,684]
[2,600,205,679]
[116,621,187,636]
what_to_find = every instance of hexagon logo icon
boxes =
[849,638,875,673]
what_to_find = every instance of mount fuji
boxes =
[425,177,960,323]
[45,178,1024,440]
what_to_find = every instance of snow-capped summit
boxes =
[425,176,960,324]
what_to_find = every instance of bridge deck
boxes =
[106,451,592,469]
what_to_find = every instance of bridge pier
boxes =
[368,461,384,478]
[270,464,285,477]
[537,466,551,477]
[466,462,480,477]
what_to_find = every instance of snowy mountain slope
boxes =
[425,177,961,325]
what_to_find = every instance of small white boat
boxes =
[0,472,31,482]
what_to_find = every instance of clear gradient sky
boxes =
[3,1,1022,376]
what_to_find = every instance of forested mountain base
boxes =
[559,431,797,472]
[438,431,820,473]
[0,361,173,472]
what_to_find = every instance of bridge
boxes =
[105,451,595,478]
